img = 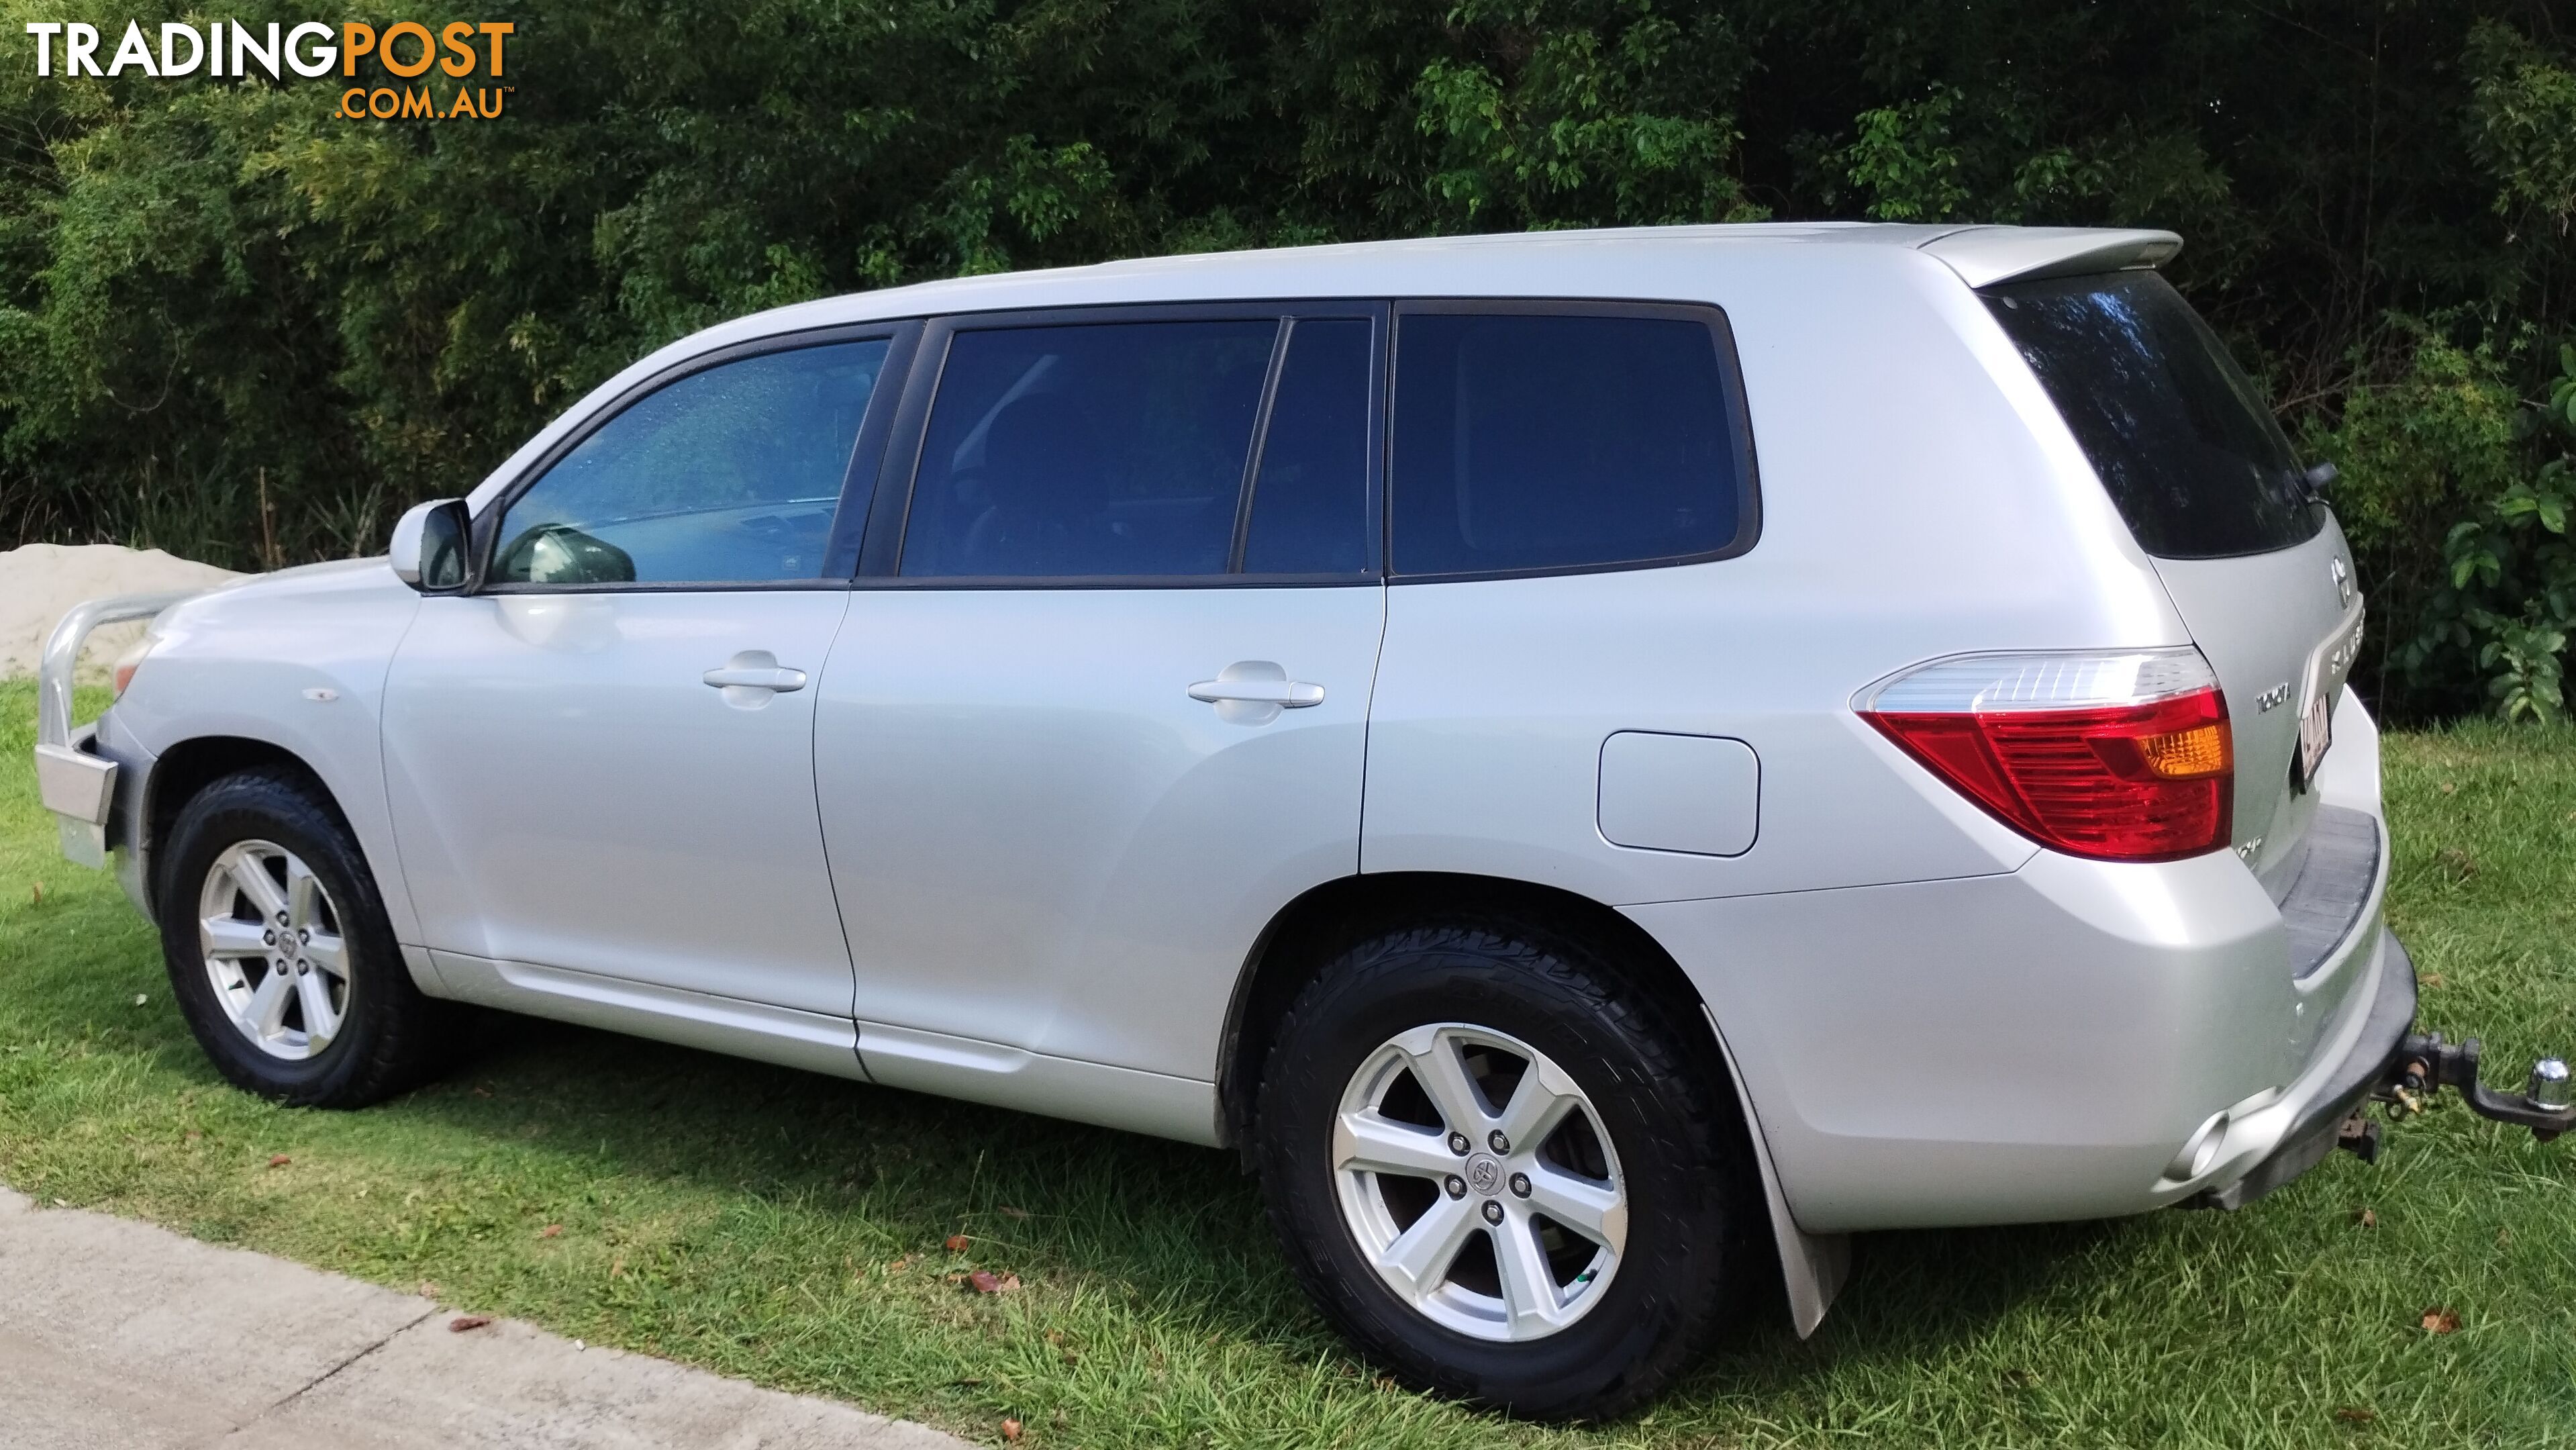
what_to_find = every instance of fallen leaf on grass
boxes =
[2422,1308,2461,1334]
[968,1270,1022,1294]
[132,994,148,1006]
[998,1205,1030,1220]
[883,1255,913,1274]
[30,881,42,905]
[944,1233,971,1252]
[2421,973,2444,989]
[1001,1418,1023,1442]
[2334,1408,2376,1424]
[538,1224,562,1239]
[417,1281,440,1300]
[2358,1208,2376,1228]
[266,1155,291,1169]
[448,1315,493,1333]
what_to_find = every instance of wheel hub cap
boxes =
[1332,1022,1628,1342]
[196,840,352,1062]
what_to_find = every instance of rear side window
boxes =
[1986,273,2319,559]
[1390,310,1752,577]
[1242,318,1373,575]
[901,320,1275,577]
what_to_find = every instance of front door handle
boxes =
[703,650,807,707]
[1187,679,1325,707]
[1189,661,1322,725]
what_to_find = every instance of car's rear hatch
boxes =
[1983,269,2367,896]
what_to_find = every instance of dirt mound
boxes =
[0,543,242,680]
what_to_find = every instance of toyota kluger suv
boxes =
[36,224,2572,1418]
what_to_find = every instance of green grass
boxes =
[3,676,2572,1447]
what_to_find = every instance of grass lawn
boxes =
[2,675,2571,1447]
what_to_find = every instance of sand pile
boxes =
[0,543,242,680]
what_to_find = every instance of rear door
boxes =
[813,304,1387,1094]
[1983,273,2362,889]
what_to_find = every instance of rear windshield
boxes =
[1985,272,2319,559]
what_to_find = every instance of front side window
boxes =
[901,320,1277,578]
[1390,311,1749,577]
[494,340,889,587]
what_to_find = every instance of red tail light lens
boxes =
[1859,650,2234,863]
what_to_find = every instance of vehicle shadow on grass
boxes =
[405,1012,2135,1390]
[408,1011,1327,1328]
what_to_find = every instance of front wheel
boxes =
[157,769,457,1107]
[1254,922,1750,1418]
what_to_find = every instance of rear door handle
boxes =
[703,650,807,705]
[1189,661,1322,725]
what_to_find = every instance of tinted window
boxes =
[1242,318,1373,575]
[902,320,1277,577]
[495,340,886,586]
[1391,312,1745,577]
[1986,273,2319,559]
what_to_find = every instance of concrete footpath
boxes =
[0,1186,971,1449]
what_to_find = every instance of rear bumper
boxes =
[2185,928,2416,1210]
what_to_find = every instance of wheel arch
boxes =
[142,736,338,912]
[1220,872,1720,1155]
[1218,869,1850,1336]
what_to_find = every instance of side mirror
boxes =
[389,499,470,593]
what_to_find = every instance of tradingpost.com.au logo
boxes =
[21,19,515,119]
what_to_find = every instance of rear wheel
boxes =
[1254,921,1748,1418]
[157,769,456,1107]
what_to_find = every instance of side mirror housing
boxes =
[389,498,470,592]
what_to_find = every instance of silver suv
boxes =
[36,224,2569,1418]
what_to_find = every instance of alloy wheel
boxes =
[196,839,352,1061]
[1332,1022,1628,1341]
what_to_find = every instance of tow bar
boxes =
[2379,1033,2575,1143]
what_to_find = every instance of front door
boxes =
[383,334,901,1016]
[814,306,1388,1085]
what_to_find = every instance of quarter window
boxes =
[901,320,1277,578]
[494,340,889,586]
[1984,272,2320,560]
[1389,312,1748,577]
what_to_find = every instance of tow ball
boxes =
[2377,1033,2576,1143]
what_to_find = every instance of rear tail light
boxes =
[1856,649,2233,863]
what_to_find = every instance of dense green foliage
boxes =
[2,2,2572,718]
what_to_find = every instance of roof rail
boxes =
[1920,227,2183,289]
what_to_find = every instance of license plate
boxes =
[2295,689,2332,788]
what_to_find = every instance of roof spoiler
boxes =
[1920,227,2183,289]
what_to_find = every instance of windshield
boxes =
[1985,272,2319,559]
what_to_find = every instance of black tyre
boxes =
[156,769,457,1107]
[1254,920,1749,1419]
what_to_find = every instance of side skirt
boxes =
[417,949,870,1083]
